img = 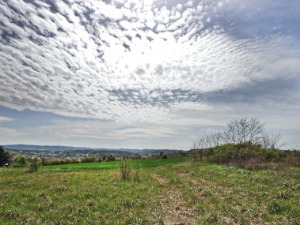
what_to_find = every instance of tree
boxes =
[260,133,284,149]
[14,155,27,167]
[192,117,283,154]
[195,132,224,150]
[0,146,10,166]
[210,132,223,147]
[198,132,214,149]
[222,117,265,145]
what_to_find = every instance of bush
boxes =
[81,157,96,163]
[161,155,168,159]
[43,158,80,166]
[132,161,141,182]
[208,143,279,165]
[119,158,141,182]
[65,158,80,164]
[284,150,300,166]
[27,157,39,173]
[119,158,131,181]
[106,155,116,162]
[13,155,27,167]
[206,143,300,171]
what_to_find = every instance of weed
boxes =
[26,157,39,173]
[119,158,141,181]
[119,158,131,181]
[268,200,290,214]
[132,161,141,182]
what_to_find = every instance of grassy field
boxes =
[44,157,186,170]
[0,157,299,224]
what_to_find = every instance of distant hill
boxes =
[3,144,182,154]
[3,144,91,152]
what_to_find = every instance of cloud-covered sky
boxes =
[0,0,299,149]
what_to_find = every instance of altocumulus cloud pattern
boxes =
[0,0,300,124]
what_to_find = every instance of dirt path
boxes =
[152,175,197,225]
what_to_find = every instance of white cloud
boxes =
[0,116,14,123]
[171,102,213,112]
[0,0,299,141]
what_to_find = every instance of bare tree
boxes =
[193,117,284,151]
[260,133,283,149]
[198,136,205,149]
[198,132,213,149]
[210,132,223,147]
[192,141,198,150]
[222,117,265,144]
[195,132,223,149]
[203,132,213,148]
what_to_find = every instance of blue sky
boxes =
[0,0,299,149]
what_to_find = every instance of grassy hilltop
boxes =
[1,157,299,224]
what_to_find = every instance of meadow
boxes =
[0,157,299,224]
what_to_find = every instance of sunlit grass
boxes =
[0,158,299,224]
[43,157,187,170]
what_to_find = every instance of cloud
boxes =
[0,116,14,123]
[0,0,299,139]
[171,102,213,112]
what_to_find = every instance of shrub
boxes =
[43,158,80,166]
[43,159,62,166]
[119,158,131,181]
[13,155,27,167]
[132,161,141,182]
[119,158,141,182]
[65,158,80,164]
[161,155,168,159]
[81,157,96,163]
[106,155,116,162]
[208,143,279,165]
[204,142,300,170]
[27,157,39,173]
[284,150,300,166]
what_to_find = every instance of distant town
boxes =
[4,144,183,160]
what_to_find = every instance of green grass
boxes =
[43,157,187,170]
[0,157,299,224]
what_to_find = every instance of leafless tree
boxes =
[210,132,223,147]
[222,117,265,144]
[198,136,205,149]
[196,132,223,149]
[203,132,213,148]
[198,132,212,149]
[192,141,198,150]
[260,133,284,149]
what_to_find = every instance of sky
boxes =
[0,0,299,149]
